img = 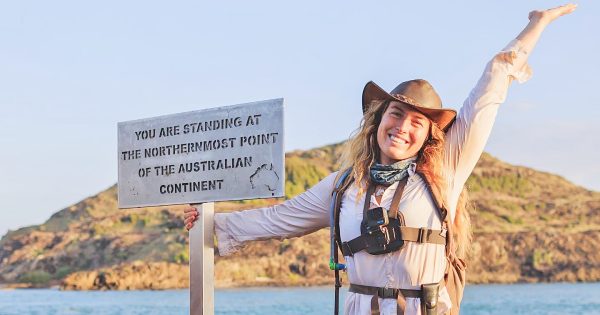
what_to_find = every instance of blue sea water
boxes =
[1,283,599,315]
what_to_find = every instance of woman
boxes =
[184,4,576,314]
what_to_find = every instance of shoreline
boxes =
[3,280,600,291]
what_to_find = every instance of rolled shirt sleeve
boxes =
[214,172,338,256]
[444,39,532,221]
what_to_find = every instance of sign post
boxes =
[117,99,285,315]
[189,202,214,315]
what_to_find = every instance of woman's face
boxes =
[376,101,431,164]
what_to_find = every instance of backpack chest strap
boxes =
[341,226,447,257]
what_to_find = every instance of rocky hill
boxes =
[1,142,599,289]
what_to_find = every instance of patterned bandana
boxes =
[369,157,417,186]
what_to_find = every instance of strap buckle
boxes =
[377,287,398,299]
[417,228,428,243]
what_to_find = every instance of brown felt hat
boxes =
[362,80,457,131]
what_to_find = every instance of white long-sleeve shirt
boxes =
[213,39,532,315]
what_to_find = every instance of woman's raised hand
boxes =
[529,3,577,25]
[514,3,577,65]
[183,205,199,231]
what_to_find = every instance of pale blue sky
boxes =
[1,1,598,236]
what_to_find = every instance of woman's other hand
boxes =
[529,3,577,25]
[183,205,199,231]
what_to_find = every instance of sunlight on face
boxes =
[376,101,431,164]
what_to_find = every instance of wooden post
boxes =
[189,202,214,315]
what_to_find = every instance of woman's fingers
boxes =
[531,3,577,23]
[555,3,577,13]
[183,206,198,213]
[184,215,196,225]
[547,3,577,18]
[183,206,199,231]
[185,216,197,231]
[183,210,198,218]
[183,213,197,222]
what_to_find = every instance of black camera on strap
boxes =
[361,205,405,255]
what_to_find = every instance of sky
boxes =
[0,1,598,236]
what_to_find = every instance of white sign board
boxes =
[118,99,284,208]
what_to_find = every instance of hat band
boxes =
[391,94,425,109]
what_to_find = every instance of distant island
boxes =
[1,142,599,290]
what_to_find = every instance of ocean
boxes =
[1,283,599,315]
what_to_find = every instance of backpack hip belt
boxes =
[348,280,443,315]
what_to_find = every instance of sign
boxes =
[118,98,285,208]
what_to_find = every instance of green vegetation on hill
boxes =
[283,143,343,198]
[1,144,599,289]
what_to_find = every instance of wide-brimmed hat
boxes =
[362,80,456,131]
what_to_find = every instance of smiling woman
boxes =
[183,4,578,315]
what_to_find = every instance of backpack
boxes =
[329,168,466,315]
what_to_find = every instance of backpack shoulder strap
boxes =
[415,170,448,223]
[330,168,353,315]
[333,168,353,194]
[416,170,457,257]
[332,168,354,248]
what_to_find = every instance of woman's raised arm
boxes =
[443,4,577,220]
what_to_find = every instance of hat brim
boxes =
[362,81,457,131]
